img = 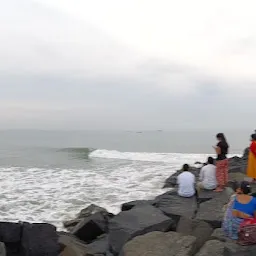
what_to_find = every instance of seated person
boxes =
[197,157,217,191]
[223,181,256,240]
[177,164,195,198]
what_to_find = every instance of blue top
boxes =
[233,197,256,217]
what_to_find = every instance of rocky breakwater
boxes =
[60,189,256,256]
[59,150,256,256]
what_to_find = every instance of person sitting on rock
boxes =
[177,164,195,198]
[223,181,256,240]
[197,157,217,191]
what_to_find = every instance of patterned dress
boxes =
[222,195,243,240]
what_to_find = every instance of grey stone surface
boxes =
[121,231,197,256]
[195,240,225,256]
[0,243,6,256]
[108,205,173,254]
[64,204,112,231]
[121,200,154,211]
[196,189,233,228]
[21,222,60,256]
[72,212,110,243]
[155,194,197,223]
[177,217,213,251]
[210,228,227,242]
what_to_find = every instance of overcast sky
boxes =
[1,0,256,130]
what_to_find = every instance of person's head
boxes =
[237,181,251,195]
[207,157,214,165]
[216,133,227,142]
[251,134,256,141]
[182,164,189,172]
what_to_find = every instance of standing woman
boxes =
[214,133,229,192]
[247,134,256,182]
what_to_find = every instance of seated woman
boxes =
[223,181,256,240]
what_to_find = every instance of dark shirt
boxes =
[217,141,228,160]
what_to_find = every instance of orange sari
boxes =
[247,141,256,179]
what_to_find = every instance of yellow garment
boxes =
[247,150,256,179]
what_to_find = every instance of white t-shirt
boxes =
[199,164,217,190]
[177,171,195,197]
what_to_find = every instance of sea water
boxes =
[0,130,248,229]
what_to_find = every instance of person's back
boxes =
[199,158,217,190]
[177,164,195,197]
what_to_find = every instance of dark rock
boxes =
[108,205,173,255]
[59,233,88,256]
[77,204,108,219]
[121,231,197,256]
[63,204,111,231]
[0,243,5,256]
[224,241,256,256]
[197,190,220,204]
[72,212,110,243]
[210,228,227,242]
[155,194,197,225]
[176,217,213,251]
[242,147,249,160]
[21,222,60,256]
[86,234,108,255]
[59,232,107,256]
[208,229,256,256]
[195,240,225,256]
[63,219,83,232]
[121,200,154,211]
[196,189,233,228]
[0,222,21,243]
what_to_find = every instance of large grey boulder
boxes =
[121,200,154,211]
[121,231,197,256]
[195,240,225,256]
[59,232,109,256]
[21,222,60,256]
[196,189,233,228]
[71,212,111,243]
[0,243,5,256]
[155,194,197,225]
[176,217,213,252]
[63,204,111,231]
[108,205,173,255]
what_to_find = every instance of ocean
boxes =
[0,130,250,229]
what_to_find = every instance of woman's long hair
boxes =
[216,133,229,151]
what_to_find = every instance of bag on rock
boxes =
[238,218,256,245]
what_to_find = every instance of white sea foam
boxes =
[90,149,240,163]
[0,150,240,230]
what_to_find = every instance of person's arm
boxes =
[199,167,204,181]
[214,142,221,155]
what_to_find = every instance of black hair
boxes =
[216,133,229,151]
[216,133,227,142]
[251,134,256,141]
[207,157,214,165]
[240,181,251,195]
[183,164,189,171]
[231,181,239,192]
